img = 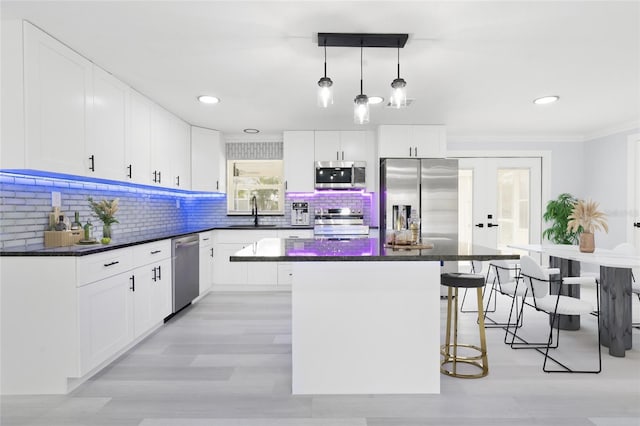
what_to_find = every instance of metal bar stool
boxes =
[441,272,489,378]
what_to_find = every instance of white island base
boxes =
[292,261,441,395]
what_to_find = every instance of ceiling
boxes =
[2,1,639,141]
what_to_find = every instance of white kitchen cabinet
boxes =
[149,105,173,187]
[378,125,446,158]
[150,106,190,189]
[276,229,313,286]
[314,131,368,162]
[191,126,225,192]
[171,115,191,189]
[131,240,172,337]
[283,131,315,192]
[199,231,214,295]
[149,258,172,323]
[212,229,279,287]
[127,90,152,185]
[78,271,134,375]
[23,21,91,176]
[87,65,128,180]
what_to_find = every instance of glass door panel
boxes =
[457,157,541,255]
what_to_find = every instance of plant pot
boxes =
[579,232,595,253]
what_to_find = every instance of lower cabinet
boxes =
[212,229,313,288]
[78,271,134,376]
[132,257,172,339]
[199,231,214,295]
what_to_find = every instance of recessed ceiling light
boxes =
[368,96,384,105]
[197,95,220,104]
[533,95,559,105]
[243,128,259,134]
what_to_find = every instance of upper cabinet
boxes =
[149,104,191,189]
[314,130,376,192]
[314,131,368,162]
[191,126,225,192]
[23,21,92,176]
[87,66,128,181]
[10,22,191,189]
[283,131,314,192]
[378,125,446,158]
[127,90,152,185]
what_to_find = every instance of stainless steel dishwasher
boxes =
[171,234,200,314]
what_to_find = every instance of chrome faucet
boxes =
[250,195,258,227]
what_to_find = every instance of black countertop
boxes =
[230,237,520,262]
[0,225,314,257]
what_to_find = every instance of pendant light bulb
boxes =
[354,43,370,124]
[389,44,407,108]
[317,41,333,108]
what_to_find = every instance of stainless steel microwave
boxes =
[315,161,366,189]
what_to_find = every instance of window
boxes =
[226,160,284,215]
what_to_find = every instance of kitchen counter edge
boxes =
[0,226,315,257]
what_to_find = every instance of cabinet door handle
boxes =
[153,170,157,183]
[150,250,162,254]
[409,147,412,156]
[210,247,214,257]
[130,275,135,292]
[176,176,180,186]
[127,164,132,179]
[487,223,499,228]
[157,265,161,280]
[158,171,161,183]
[216,180,219,190]
[103,261,119,267]
[634,222,640,228]
[475,223,484,228]
[152,266,157,282]
[285,181,288,190]
[342,151,344,160]
[414,146,418,156]
[336,151,339,161]
[89,155,95,172]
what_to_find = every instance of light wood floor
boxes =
[2,289,640,426]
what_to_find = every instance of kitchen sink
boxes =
[226,224,278,228]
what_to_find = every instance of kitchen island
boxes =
[231,237,518,395]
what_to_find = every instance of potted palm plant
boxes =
[567,199,608,253]
[542,193,580,244]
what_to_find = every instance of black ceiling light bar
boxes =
[317,33,408,48]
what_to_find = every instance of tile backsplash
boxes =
[0,172,373,249]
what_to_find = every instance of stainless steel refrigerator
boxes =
[379,158,458,242]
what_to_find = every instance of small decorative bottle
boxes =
[54,215,67,231]
[83,219,94,241]
[71,211,82,230]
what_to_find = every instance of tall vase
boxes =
[102,223,112,242]
[579,232,594,253]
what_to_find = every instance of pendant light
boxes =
[354,42,369,124]
[317,39,333,108]
[389,42,407,108]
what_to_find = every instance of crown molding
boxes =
[447,134,584,144]
[583,119,640,141]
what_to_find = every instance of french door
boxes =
[457,157,542,254]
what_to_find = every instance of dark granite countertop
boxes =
[230,237,520,262]
[0,225,314,257]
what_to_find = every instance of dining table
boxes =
[509,243,640,357]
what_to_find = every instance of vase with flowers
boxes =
[88,197,119,244]
[567,199,608,253]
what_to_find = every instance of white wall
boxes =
[583,128,639,249]
[447,139,585,201]
[449,129,639,249]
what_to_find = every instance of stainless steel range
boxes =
[313,207,369,237]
